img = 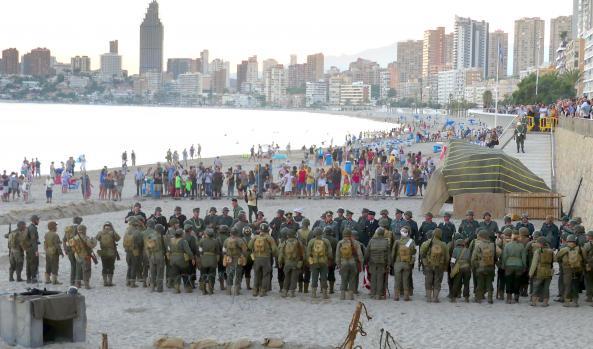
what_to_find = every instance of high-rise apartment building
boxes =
[422,27,446,77]
[453,16,489,78]
[110,40,119,54]
[200,50,209,74]
[288,63,306,89]
[397,40,423,82]
[1,48,19,75]
[71,56,91,73]
[139,0,164,74]
[236,60,248,92]
[487,30,508,80]
[290,54,297,66]
[306,53,324,82]
[348,58,381,85]
[574,0,593,39]
[246,56,258,84]
[22,48,51,76]
[550,15,573,62]
[263,64,287,106]
[262,58,279,74]
[167,58,192,79]
[513,17,545,76]
[444,33,454,66]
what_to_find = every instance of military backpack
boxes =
[429,242,444,266]
[567,247,582,270]
[480,243,495,267]
[340,241,353,259]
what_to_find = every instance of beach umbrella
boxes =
[272,153,287,160]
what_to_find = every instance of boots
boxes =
[208,282,215,295]
[530,296,537,306]
[586,296,592,303]
[426,289,433,303]
[16,272,24,282]
[346,291,354,300]
[464,296,469,303]
[393,289,400,301]
[329,281,335,294]
[298,281,303,293]
[103,275,108,287]
[245,277,252,290]
[290,290,296,298]
[51,275,62,285]
[450,297,457,303]
[129,280,137,288]
[9,270,14,282]
[175,283,181,294]
[506,294,512,304]
[75,280,81,288]
[44,273,51,284]
[322,288,329,299]
[312,288,318,299]
[403,289,411,301]
[281,289,288,298]
[258,288,267,297]
[340,290,346,300]
[304,282,309,294]
[542,298,549,307]
[433,289,441,303]
[142,280,148,288]
[108,275,115,287]
[185,285,193,293]
[513,294,519,304]
[219,279,226,291]
[200,281,207,295]
[83,280,91,290]
[252,288,259,297]
[234,285,241,296]
[487,291,493,304]
[226,287,232,295]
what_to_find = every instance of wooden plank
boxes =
[453,193,507,219]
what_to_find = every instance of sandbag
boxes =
[154,337,185,349]
[263,338,284,348]
[225,339,252,349]
[190,339,219,349]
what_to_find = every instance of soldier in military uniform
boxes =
[334,208,346,239]
[391,226,416,301]
[471,230,500,303]
[438,212,456,244]
[297,219,312,293]
[479,212,499,241]
[231,210,250,236]
[365,227,389,300]
[216,224,232,291]
[69,225,97,289]
[278,228,304,297]
[495,229,513,299]
[204,207,219,231]
[248,223,277,297]
[322,226,339,294]
[449,238,471,303]
[540,215,560,250]
[501,215,514,232]
[165,217,181,288]
[242,226,254,291]
[515,213,535,237]
[583,231,593,304]
[186,208,205,237]
[123,217,144,288]
[197,228,221,294]
[223,227,248,296]
[95,221,120,287]
[514,121,527,153]
[458,210,480,243]
[146,224,167,292]
[43,221,63,285]
[6,221,26,282]
[420,228,449,303]
[502,231,527,304]
[148,207,168,231]
[336,229,363,300]
[169,227,196,293]
[140,220,157,288]
[555,235,584,307]
[341,210,359,237]
[529,237,554,306]
[306,228,332,299]
[63,216,82,286]
[379,210,393,231]
[418,212,437,247]
[218,207,234,229]
[183,223,199,289]
[26,215,40,283]
[269,209,287,242]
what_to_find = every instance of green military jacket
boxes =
[96,228,121,257]
[366,236,389,265]
[529,247,554,279]
[169,237,193,268]
[420,237,449,269]
[198,236,221,268]
[458,219,480,242]
[306,237,332,265]
[44,230,63,257]
[335,239,363,267]
[471,239,499,272]
[248,233,278,259]
[502,241,527,271]
[391,237,416,266]
[278,237,304,268]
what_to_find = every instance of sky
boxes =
[0,0,572,75]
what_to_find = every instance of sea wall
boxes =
[555,117,593,225]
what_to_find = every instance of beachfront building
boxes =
[139,0,164,74]
[306,53,324,82]
[167,58,192,79]
[550,16,573,62]
[437,68,482,105]
[288,63,307,89]
[453,16,489,78]
[177,72,203,96]
[379,69,391,100]
[100,53,123,81]
[71,56,91,73]
[134,71,162,96]
[487,30,508,80]
[1,48,19,75]
[305,81,327,107]
[397,40,423,83]
[263,64,287,106]
[582,28,593,96]
[513,17,545,76]
[422,27,446,78]
[22,48,51,77]
[464,78,519,106]
[339,81,370,107]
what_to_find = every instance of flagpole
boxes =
[494,38,500,129]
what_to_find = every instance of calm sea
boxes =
[0,103,395,173]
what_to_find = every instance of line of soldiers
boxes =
[6,207,593,307]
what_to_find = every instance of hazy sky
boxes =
[0,0,571,74]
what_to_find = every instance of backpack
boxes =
[398,243,411,263]
[123,233,134,251]
[146,238,157,252]
[370,240,387,264]
[340,241,353,259]
[100,231,114,250]
[284,240,298,259]
[227,238,238,254]
[481,243,494,267]
[19,231,31,251]
[429,242,444,266]
[312,239,326,258]
[568,248,582,269]
[253,236,267,254]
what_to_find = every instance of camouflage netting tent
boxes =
[421,140,550,215]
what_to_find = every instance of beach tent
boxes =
[421,140,550,216]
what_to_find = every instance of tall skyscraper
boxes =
[487,30,508,80]
[236,60,248,91]
[167,58,192,79]
[550,15,573,62]
[444,33,454,66]
[246,55,258,84]
[422,27,446,77]
[290,54,297,66]
[22,48,51,76]
[306,53,324,82]
[1,48,19,75]
[101,40,122,80]
[110,40,119,54]
[513,17,545,76]
[397,40,423,82]
[139,1,164,74]
[574,0,593,39]
[71,56,91,73]
[200,50,209,74]
[453,16,489,78]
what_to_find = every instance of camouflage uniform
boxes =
[43,221,63,285]
[95,222,120,287]
[248,223,277,297]
[6,221,26,282]
[278,228,304,297]
[197,229,221,294]
[306,228,332,299]
[223,229,249,295]
[69,225,97,289]
[335,229,363,300]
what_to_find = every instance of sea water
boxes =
[0,102,395,173]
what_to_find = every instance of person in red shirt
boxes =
[297,167,307,196]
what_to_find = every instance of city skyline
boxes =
[0,0,570,75]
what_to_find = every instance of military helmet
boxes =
[280,227,290,238]
[453,232,463,240]
[566,234,577,243]
[343,229,352,238]
[378,218,390,228]
[466,210,474,216]
[77,225,87,233]
[433,228,442,240]
[218,225,230,234]
[169,217,179,226]
[183,223,193,231]
[532,230,542,238]
[536,237,547,246]
[103,221,113,228]
[518,227,530,237]
[478,229,489,239]
[374,227,385,237]
[127,216,137,225]
[243,226,252,235]
[30,214,39,222]
[313,227,323,238]
[302,218,310,227]
[503,228,513,236]
[426,230,434,240]
[504,215,512,222]
[230,227,240,236]
[146,219,156,229]
[259,223,269,233]
[455,239,464,246]
[174,228,183,237]
[323,226,334,235]
[575,225,585,234]
[575,217,583,225]
[287,229,296,238]
[17,221,26,229]
[205,228,215,237]
[404,211,413,217]
[587,231,593,238]
[47,221,58,230]
[73,216,83,224]
[155,224,165,233]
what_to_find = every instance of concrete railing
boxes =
[559,117,593,137]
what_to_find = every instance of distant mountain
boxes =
[325,43,397,70]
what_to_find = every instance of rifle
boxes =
[7,223,12,258]
[160,231,169,266]
[76,230,98,265]
[112,230,120,261]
